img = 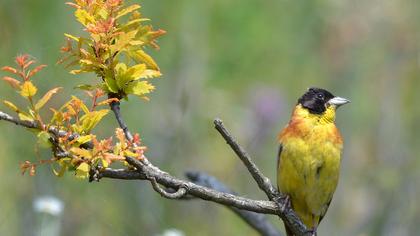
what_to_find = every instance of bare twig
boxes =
[213,118,278,200]
[150,177,188,199]
[124,156,279,214]
[214,118,309,236]
[109,101,134,142]
[186,171,283,236]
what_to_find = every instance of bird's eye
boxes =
[317,93,324,99]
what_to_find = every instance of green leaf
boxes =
[64,33,79,42]
[110,30,138,53]
[74,84,95,91]
[3,100,20,113]
[116,4,141,19]
[125,81,154,97]
[130,50,159,70]
[75,9,96,26]
[18,112,34,121]
[37,131,52,148]
[79,109,109,133]
[76,135,92,145]
[104,76,119,93]
[75,162,90,179]
[53,158,71,177]
[35,87,62,110]
[126,64,146,81]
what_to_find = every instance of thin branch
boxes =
[124,156,279,214]
[213,118,278,200]
[109,101,134,142]
[150,177,188,199]
[214,118,309,236]
[0,111,37,128]
[186,171,282,236]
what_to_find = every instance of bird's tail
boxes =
[284,223,294,236]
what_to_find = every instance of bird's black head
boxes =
[298,87,349,114]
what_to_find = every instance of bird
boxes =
[277,87,349,236]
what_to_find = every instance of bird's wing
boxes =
[319,198,332,224]
[276,143,283,170]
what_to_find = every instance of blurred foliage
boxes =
[0,0,418,235]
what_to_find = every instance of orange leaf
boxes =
[96,98,119,106]
[35,87,63,110]
[23,60,35,69]
[65,2,80,8]
[15,55,29,67]
[28,65,47,78]
[1,66,18,75]
[2,76,21,89]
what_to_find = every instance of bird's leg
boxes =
[309,215,318,236]
[280,194,291,212]
[309,227,318,236]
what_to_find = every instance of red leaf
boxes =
[15,54,29,67]
[23,60,36,69]
[2,76,21,89]
[28,65,47,78]
[1,66,18,75]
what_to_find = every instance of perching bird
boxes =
[277,87,349,236]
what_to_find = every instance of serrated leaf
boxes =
[126,64,146,81]
[20,81,37,98]
[116,64,146,88]
[139,69,162,79]
[37,131,51,148]
[35,87,62,110]
[3,100,20,113]
[130,50,159,70]
[2,76,21,89]
[125,81,154,97]
[79,109,109,133]
[75,162,90,179]
[116,4,141,19]
[111,30,138,53]
[75,9,96,26]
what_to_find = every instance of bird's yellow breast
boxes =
[277,105,343,228]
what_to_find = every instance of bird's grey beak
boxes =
[328,96,350,107]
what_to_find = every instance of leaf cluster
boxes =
[60,0,165,100]
[1,0,162,179]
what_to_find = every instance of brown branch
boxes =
[109,101,134,142]
[214,118,309,236]
[150,177,188,199]
[1,108,310,236]
[213,118,279,200]
[186,171,283,236]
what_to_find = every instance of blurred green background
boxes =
[0,0,419,235]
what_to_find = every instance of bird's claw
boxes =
[280,194,291,212]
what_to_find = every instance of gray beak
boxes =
[328,96,350,107]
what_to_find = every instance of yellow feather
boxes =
[277,104,343,228]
